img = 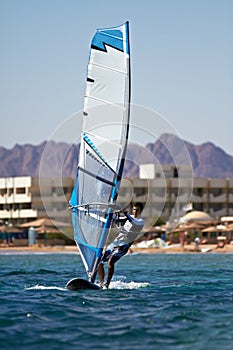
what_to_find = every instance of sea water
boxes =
[0,252,233,350]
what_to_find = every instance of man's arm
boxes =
[124,211,144,228]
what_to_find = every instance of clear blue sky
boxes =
[1,0,233,154]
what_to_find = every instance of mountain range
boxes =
[0,134,233,178]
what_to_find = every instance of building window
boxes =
[152,188,166,197]
[195,203,204,211]
[0,189,7,196]
[135,188,147,196]
[193,188,203,196]
[211,203,222,212]
[21,203,31,209]
[16,187,26,194]
[210,188,222,197]
[8,188,13,196]
[173,167,178,178]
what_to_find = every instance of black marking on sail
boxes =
[84,136,115,174]
[91,42,124,53]
[86,149,109,169]
[83,112,88,116]
[78,166,115,187]
[87,77,94,83]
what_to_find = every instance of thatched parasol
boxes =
[19,217,71,229]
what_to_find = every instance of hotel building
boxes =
[0,165,233,225]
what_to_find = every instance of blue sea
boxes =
[0,251,233,350]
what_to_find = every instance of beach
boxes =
[1,242,233,254]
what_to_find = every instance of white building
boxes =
[0,171,233,225]
[0,177,37,223]
[0,176,73,225]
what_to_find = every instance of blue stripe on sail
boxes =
[110,177,118,201]
[76,238,98,253]
[97,210,112,257]
[91,25,124,52]
[97,177,118,256]
[83,133,113,170]
[96,22,129,54]
[72,208,104,250]
[78,242,99,272]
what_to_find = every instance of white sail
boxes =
[70,22,130,282]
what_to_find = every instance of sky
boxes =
[1,0,233,154]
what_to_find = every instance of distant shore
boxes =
[0,243,233,254]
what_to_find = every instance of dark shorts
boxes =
[102,243,130,264]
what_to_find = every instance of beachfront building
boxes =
[118,165,233,222]
[0,177,37,224]
[0,169,233,225]
[0,176,73,225]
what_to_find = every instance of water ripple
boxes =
[1,253,233,349]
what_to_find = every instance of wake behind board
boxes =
[66,278,100,290]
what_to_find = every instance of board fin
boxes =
[66,278,100,290]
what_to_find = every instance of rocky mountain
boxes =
[0,134,233,178]
[146,134,233,178]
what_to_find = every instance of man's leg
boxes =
[105,258,115,288]
[105,245,130,288]
[97,263,105,288]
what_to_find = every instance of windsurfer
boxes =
[97,202,144,289]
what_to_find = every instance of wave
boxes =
[25,281,149,291]
[2,270,29,276]
[37,269,57,274]
[2,268,57,277]
[108,280,149,290]
[25,284,67,291]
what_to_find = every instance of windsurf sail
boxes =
[70,22,131,283]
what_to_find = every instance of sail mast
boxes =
[70,22,131,283]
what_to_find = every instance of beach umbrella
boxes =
[221,216,233,223]
[202,226,217,232]
[198,220,220,226]
[171,222,204,232]
[19,218,72,245]
[144,226,166,234]
[19,217,71,229]
[187,222,205,229]
[216,224,227,231]
[224,223,233,232]
[180,210,213,223]
[202,225,226,233]
[34,227,61,234]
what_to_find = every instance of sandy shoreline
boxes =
[0,243,233,254]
